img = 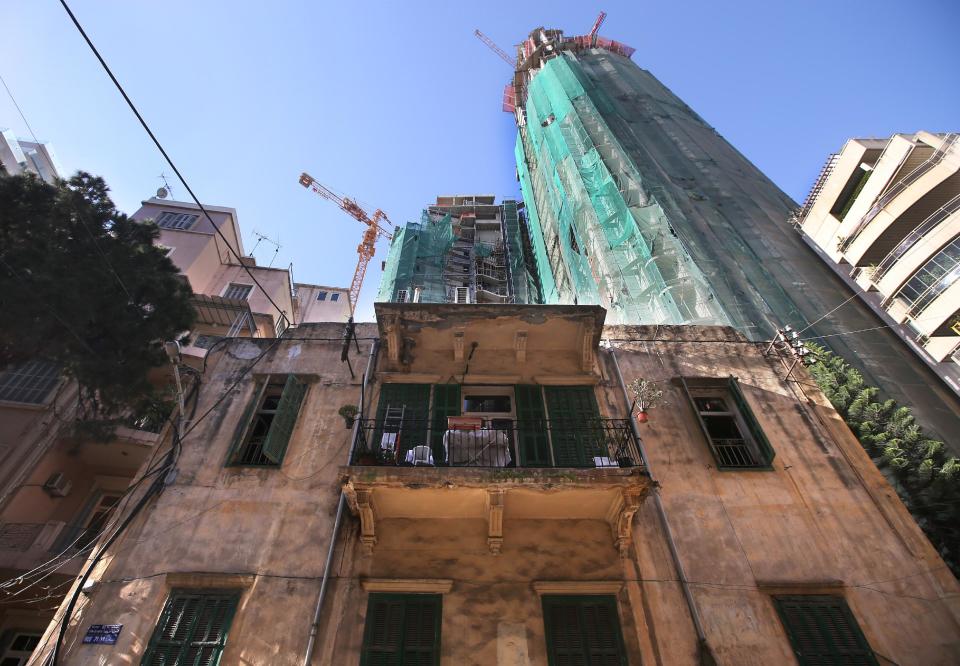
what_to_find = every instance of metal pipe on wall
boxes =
[302,338,379,666]
[607,345,714,662]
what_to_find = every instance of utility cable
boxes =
[0,72,42,145]
[795,292,860,335]
[57,0,292,329]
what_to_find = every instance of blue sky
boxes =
[3,0,958,321]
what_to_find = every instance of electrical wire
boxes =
[0,72,42,145]
[57,0,292,330]
[795,292,860,335]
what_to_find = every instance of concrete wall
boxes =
[295,284,352,323]
[32,318,960,665]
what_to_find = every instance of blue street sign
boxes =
[82,624,123,645]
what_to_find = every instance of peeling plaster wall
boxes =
[35,319,960,665]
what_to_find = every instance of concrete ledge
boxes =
[361,579,454,593]
[341,465,650,490]
[165,572,256,589]
[532,581,624,595]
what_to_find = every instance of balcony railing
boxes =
[350,418,643,469]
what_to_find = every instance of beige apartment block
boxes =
[30,305,960,665]
[796,132,960,395]
[0,129,62,183]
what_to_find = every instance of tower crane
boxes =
[298,172,393,316]
[588,11,607,45]
[474,29,515,67]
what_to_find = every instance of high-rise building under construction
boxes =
[503,25,960,445]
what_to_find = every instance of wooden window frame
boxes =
[678,376,775,471]
[227,375,307,467]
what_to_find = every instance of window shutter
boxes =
[431,385,461,462]
[726,377,775,465]
[542,595,627,666]
[143,590,239,666]
[375,384,431,457]
[228,381,267,463]
[261,375,308,463]
[361,594,441,666]
[514,385,550,466]
[544,387,601,467]
[774,596,877,666]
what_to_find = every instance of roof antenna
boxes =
[156,172,175,199]
[250,229,282,267]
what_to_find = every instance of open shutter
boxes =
[514,385,550,466]
[774,596,877,666]
[431,385,460,463]
[261,375,307,463]
[227,381,267,464]
[727,377,775,465]
[544,387,601,467]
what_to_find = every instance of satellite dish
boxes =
[156,187,169,199]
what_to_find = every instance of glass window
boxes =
[897,236,960,315]
[463,395,512,413]
[154,211,198,230]
[229,375,307,466]
[330,293,340,302]
[222,283,253,301]
[316,291,327,301]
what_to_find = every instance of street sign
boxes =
[82,624,123,645]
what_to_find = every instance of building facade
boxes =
[506,26,960,449]
[0,129,62,183]
[795,132,960,396]
[30,305,960,665]
[0,196,345,660]
[378,196,541,306]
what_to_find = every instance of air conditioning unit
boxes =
[43,473,72,498]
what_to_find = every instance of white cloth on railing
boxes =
[443,429,511,467]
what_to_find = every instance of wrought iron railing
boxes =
[350,418,643,469]
[872,193,960,284]
[708,437,759,468]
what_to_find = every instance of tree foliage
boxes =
[0,171,194,423]
[807,342,960,575]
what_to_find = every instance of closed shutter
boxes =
[431,385,460,463]
[774,596,877,666]
[262,375,308,463]
[375,384,431,458]
[227,381,268,463]
[542,595,627,666]
[142,590,239,666]
[727,377,775,465]
[361,594,441,666]
[544,387,601,467]
[514,385,550,466]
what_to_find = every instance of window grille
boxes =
[155,211,198,230]
[222,283,253,301]
[0,360,60,404]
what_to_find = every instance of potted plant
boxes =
[627,378,666,424]
[338,404,359,429]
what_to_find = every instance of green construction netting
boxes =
[513,52,730,325]
[377,212,456,302]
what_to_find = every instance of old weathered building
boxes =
[30,305,960,664]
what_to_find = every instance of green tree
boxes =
[0,171,194,423]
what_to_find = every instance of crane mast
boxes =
[298,172,392,316]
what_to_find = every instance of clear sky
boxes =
[3,0,958,321]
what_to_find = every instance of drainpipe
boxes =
[303,339,379,666]
[607,346,715,666]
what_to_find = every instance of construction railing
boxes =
[351,418,643,469]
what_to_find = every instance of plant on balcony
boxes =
[338,404,359,429]
[806,342,959,575]
[628,378,667,423]
[0,171,195,434]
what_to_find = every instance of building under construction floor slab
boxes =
[377,195,541,305]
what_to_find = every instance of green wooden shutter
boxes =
[361,594,441,666]
[514,385,550,466]
[431,385,460,463]
[375,384,431,459]
[542,595,627,666]
[227,381,267,464]
[774,596,878,666]
[727,377,775,465]
[544,387,601,467]
[142,590,239,666]
[262,375,308,463]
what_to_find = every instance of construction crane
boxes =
[474,29,514,67]
[588,11,607,44]
[298,172,392,316]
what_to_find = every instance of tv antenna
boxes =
[250,229,281,267]
[156,172,175,199]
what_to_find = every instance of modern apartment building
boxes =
[795,132,960,397]
[378,196,541,306]
[0,195,345,658]
[0,128,62,183]
[31,306,960,664]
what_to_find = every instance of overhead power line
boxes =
[57,0,291,330]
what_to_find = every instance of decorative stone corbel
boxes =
[581,322,595,372]
[382,315,401,364]
[606,487,642,558]
[346,484,377,555]
[486,489,505,555]
[514,331,528,364]
[454,331,465,362]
